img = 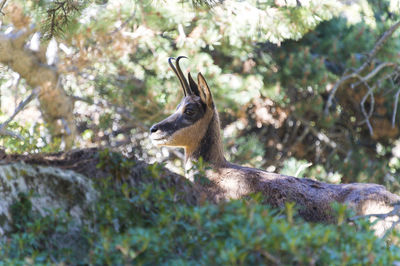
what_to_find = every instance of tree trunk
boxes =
[0,27,76,149]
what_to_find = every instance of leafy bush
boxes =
[1,161,399,264]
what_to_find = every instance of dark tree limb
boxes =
[360,84,375,135]
[0,128,23,139]
[392,78,400,128]
[0,87,39,132]
[356,21,400,74]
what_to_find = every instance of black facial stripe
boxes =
[154,95,208,136]
[157,108,205,135]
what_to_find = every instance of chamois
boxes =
[150,56,400,232]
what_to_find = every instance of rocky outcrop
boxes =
[0,161,97,235]
[0,148,201,235]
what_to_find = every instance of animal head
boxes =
[150,56,215,151]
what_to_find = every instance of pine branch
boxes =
[190,0,222,8]
[43,0,82,39]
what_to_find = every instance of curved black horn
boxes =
[175,56,192,95]
[168,57,187,96]
[168,56,192,96]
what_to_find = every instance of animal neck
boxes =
[185,110,226,172]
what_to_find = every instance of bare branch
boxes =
[350,204,400,221]
[0,128,23,140]
[382,218,400,239]
[379,72,399,96]
[360,85,375,135]
[351,62,396,88]
[324,72,362,115]
[294,116,347,155]
[324,63,396,116]
[393,87,400,128]
[324,21,400,115]
[0,87,39,132]
[349,204,400,238]
[356,21,400,74]
[109,3,137,35]
[0,0,7,15]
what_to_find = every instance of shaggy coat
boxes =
[150,57,400,235]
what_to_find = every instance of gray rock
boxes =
[0,161,97,235]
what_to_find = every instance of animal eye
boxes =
[184,109,195,116]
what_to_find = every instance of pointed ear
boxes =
[197,73,214,108]
[188,72,200,96]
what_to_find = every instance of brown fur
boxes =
[151,66,400,234]
[172,105,213,152]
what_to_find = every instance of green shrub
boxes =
[1,162,399,265]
